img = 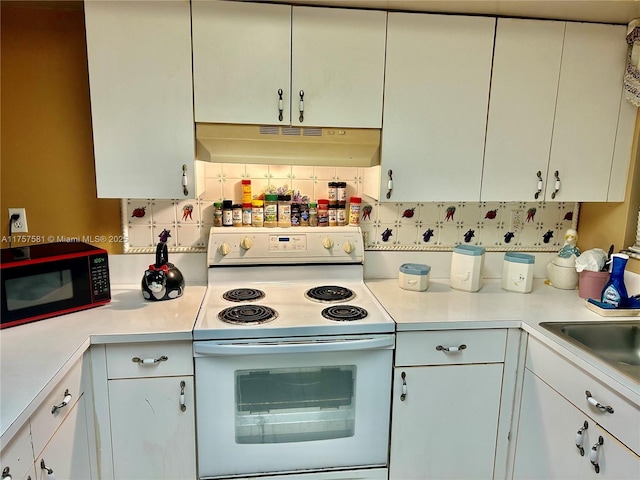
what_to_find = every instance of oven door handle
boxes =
[194,335,395,356]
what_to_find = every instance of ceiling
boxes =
[266,0,640,25]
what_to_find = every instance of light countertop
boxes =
[0,284,206,441]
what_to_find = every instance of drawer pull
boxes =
[179,380,186,412]
[590,436,604,474]
[2,467,12,480]
[51,389,72,415]
[40,459,54,480]
[400,371,407,401]
[575,420,588,456]
[436,344,467,353]
[132,355,168,365]
[585,391,614,414]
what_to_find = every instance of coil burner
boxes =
[321,305,368,322]
[218,305,278,325]
[305,285,355,303]
[223,288,266,302]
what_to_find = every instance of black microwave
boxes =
[1,242,111,329]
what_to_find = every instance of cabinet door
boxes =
[291,7,386,128]
[84,0,195,199]
[514,370,640,479]
[546,22,629,202]
[34,396,92,480]
[389,364,503,479]
[377,13,495,202]
[192,0,291,125]
[481,19,564,201]
[108,376,196,480]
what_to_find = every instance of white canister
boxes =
[399,263,431,291]
[502,252,535,293]
[450,245,485,292]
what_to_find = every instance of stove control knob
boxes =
[343,241,355,254]
[240,237,253,250]
[322,237,334,249]
[218,243,231,256]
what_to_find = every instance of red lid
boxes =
[317,199,329,205]
[241,179,251,184]
[349,197,361,203]
[242,202,252,207]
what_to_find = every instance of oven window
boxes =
[235,366,356,444]
[5,270,73,311]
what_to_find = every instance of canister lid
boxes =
[399,263,431,275]
[453,244,486,256]
[504,252,535,264]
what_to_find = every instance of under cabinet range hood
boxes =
[195,123,381,167]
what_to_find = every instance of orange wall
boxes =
[1,1,122,254]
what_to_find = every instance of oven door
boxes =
[193,334,394,479]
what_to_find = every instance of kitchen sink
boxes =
[539,321,640,382]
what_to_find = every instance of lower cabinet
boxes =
[514,369,640,479]
[389,329,512,479]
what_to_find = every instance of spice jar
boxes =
[241,179,252,204]
[328,182,338,207]
[277,194,291,228]
[337,182,347,204]
[300,202,309,226]
[291,203,301,226]
[348,197,361,226]
[264,194,278,228]
[242,203,252,226]
[328,204,337,227]
[252,199,264,227]
[337,202,347,226]
[317,199,329,227]
[213,201,223,227]
[232,204,243,227]
[222,200,233,227]
[309,202,318,227]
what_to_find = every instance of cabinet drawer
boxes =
[395,329,507,366]
[30,358,84,458]
[106,341,193,379]
[526,336,640,455]
[1,423,34,480]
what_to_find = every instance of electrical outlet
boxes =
[510,209,523,232]
[8,208,28,233]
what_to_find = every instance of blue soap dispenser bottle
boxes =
[600,253,629,308]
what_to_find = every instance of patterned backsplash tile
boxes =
[122,162,577,253]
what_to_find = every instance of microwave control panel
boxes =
[90,253,111,300]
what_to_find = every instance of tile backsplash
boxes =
[122,162,577,253]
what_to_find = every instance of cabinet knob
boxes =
[590,436,604,474]
[298,90,305,123]
[400,371,407,401]
[278,88,284,122]
[40,459,54,480]
[2,467,12,480]
[51,389,72,415]
[551,170,560,199]
[534,170,543,199]
[132,355,168,365]
[575,420,588,456]
[585,391,614,414]
[179,380,187,412]
[436,344,467,353]
[386,169,393,199]
[182,164,189,197]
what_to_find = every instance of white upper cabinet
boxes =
[481,19,565,202]
[192,1,387,128]
[548,22,634,202]
[85,0,196,199]
[192,0,292,125]
[364,13,495,202]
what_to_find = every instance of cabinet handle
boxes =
[590,436,604,474]
[182,164,188,197]
[132,355,168,365]
[277,88,284,122]
[40,459,55,480]
[400,371,407,401]
[534,171,543,199]
[585,391,614,414]
[386,169,393,199]
[2,467,12,480]
[51,389,72,415]
[179,380,186,412]
[551,170,560,199]
[436,344,467,353]
[298,90,305,123]
[575,420,588,456]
